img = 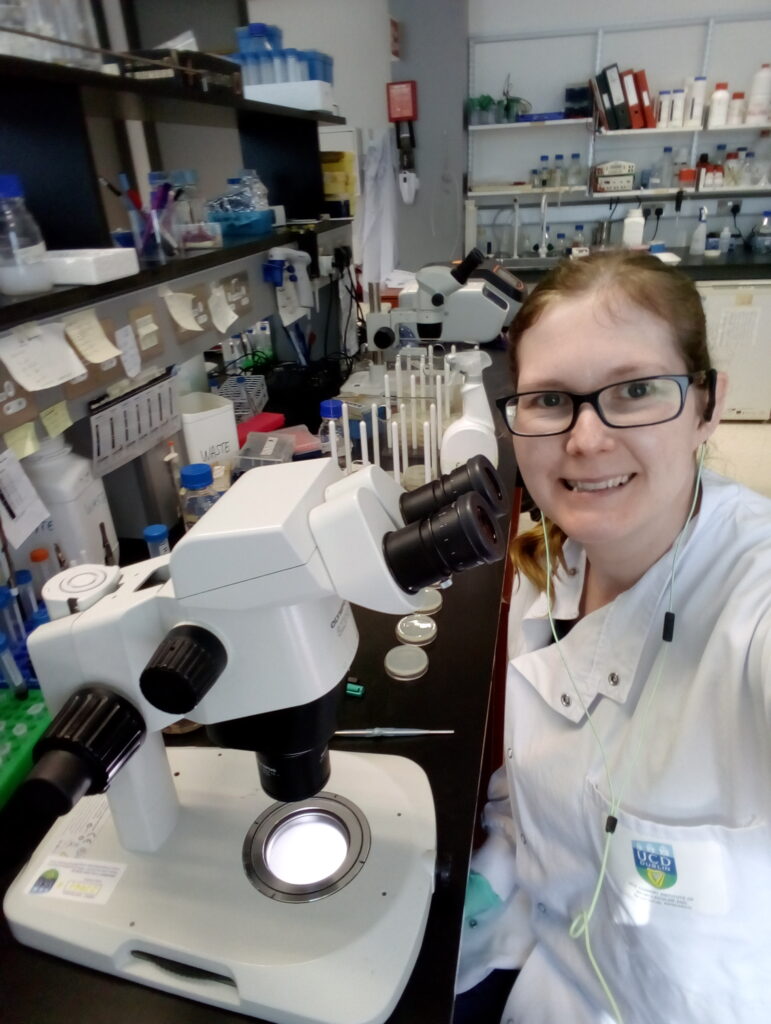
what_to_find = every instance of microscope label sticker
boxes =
[25,857,126,904]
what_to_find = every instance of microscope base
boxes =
[5,748,436,1024]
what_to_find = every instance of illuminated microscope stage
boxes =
[5,748,436,1024]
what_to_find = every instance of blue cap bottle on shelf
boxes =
[143,523,171,557]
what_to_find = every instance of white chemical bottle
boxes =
[13,437,119,569]
[746,64,771,125]
[621,208,645,247]
[689,207,708,256]
[0,173,53,296]
[707,82,730,129]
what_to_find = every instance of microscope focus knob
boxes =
[140,624,227,715]
[373,326,396,350]
[33,685,146,794]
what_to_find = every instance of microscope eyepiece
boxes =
[399,454,506,524]
[384,491,504,594]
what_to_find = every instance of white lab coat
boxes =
[456,469,771,1023]
[360,129,398,288]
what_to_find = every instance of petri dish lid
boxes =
[395,613,437,647]
[384,645,429,681]
[414,587,443,615]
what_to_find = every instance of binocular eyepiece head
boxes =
[384,455,508,594]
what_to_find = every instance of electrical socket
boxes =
[318,254,334,276]
[730,200,743,216]
[717,199,732,216]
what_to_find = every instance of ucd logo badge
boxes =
[632,841,677,890]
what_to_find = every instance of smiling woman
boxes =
[454,250,771,1024]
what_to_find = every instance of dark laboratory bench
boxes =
[0,348,517,1024]
[511,247,771,285]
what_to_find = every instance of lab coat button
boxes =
[506,746,513,758]
[537,902,547,914]
[560,693,571,707]
[520,831,527,845]
[608,672,620,686]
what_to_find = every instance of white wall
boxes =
[468,0,771,36]
[248,0,393,137]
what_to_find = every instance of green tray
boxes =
[0,688,51,811]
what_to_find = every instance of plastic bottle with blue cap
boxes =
[143,524,171,557]
[180,464,221,531]
[318,400,346,469]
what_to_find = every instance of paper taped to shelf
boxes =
[40,401,73,438]
[160,286,203,332]
[208,285,237,334]
[113,324,142,378]
[4,421,39,460]
[89,373,180,476]
[0,322,86,391]
[0,447,49,549]
[63,309,122,363]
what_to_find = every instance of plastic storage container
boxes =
[0,173,53,296]
[179,392,239,468]
[15,437,118,568]
[180,463,220,531]
[234,432,294,477]
[318,399,346,468]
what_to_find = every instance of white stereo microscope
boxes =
[365,248,525,353]
[4,455,506,1024]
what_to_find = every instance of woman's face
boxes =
[512,291,720,565]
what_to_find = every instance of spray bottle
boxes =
[688,206,708,256]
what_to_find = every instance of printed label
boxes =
[26,857,126,904]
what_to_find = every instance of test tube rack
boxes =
[0,688,51,811]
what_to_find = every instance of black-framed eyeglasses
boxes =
[496,371,716,437]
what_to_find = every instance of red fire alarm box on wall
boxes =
[387,80,418,122]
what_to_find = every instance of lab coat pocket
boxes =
[581,780,771,1023]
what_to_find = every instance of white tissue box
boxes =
[46,248,140,285]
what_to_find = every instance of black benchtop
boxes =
[513,248,771,283]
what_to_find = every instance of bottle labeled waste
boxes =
[180,463,221,530]
[0,173,53,296]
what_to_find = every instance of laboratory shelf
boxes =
[468,117,592,131]
[598,122,771,137]
[0,219,351,334]
[0,54,345,125]
[467,186,771,208]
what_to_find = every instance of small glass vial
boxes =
[531,168,540,189]
[555,232,566,255]
[180,464,221,531]
[144,523,171,557]
[318,399,346,469]
[572,224,585,247]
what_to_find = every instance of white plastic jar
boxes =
[16,436,119,567]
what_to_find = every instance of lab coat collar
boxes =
[515,511,702,724]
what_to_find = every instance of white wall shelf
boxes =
[598,123,771,138]
[469,118,592,131]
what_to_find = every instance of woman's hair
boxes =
[508,250,712,591]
